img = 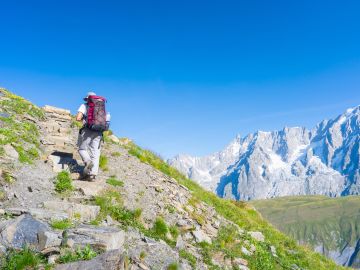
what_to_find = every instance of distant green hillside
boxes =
[250,195,360,268]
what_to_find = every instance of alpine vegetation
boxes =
[0,89,346,269]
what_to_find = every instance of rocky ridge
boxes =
[169,106,360,201]
[0,89,345,269]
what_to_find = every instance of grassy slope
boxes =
[0,89,347,269]
[250,195,360,252]
[0,88,44,164]
[125,143,347,270]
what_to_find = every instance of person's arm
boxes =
[76,112,84,122]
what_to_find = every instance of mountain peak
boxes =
[169,105,360,200]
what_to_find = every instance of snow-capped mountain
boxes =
[169,106,360,200]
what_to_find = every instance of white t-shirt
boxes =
[78,104,87,116]
[78,104,88,124]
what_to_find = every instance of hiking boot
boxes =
[88,175,96,182]
[83,161,94,176]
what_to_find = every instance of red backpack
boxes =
[86,95,108,132]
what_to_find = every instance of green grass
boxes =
[0,89,43,164]
[165,204,176,214]
[125,142,346,270]
[58,245,97,264]
[111,151,121,157]
[94,189,142,228]
[139,251,147,261]
[50,219,73,230]
[99,155,108,171]
[251,195,360,253]
[153,217,168,238]
[179,249,197,268]
[0,247,50,270]
[2,171,15,184]
[55,171,73,193]
[169,225,179,239]
[167,262,179,270]
[106,176,124,187]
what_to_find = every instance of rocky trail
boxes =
[0,89,346,270]
[0,99,252,269]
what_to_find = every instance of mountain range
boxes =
[169,106,360,201]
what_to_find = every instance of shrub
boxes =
[139,251,147,261]
[111,152,121,157]
[14,145,38,164]
[106,176,124,187]
[58,245,97,264]
[153,217,168,238]
[169,225,179,239]
[165,205,176,214]
[94,190,142,228]
[55,171,73,193]
[2,171,15,184]
[167,263,179,270]
[99,155,108,171]
[1,247,48,270]
[51,219,73,230]
[179,249,197,268]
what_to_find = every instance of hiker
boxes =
[76,92,110,181]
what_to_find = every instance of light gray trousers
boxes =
[77,128,102,176]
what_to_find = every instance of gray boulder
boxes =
[64,225,125,251]
[55,249,125,270]
[0,214,52,251]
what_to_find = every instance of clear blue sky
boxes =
[1,0,360,158]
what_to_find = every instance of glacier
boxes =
[169,106,360,201]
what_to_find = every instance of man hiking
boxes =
[76,92,109,181]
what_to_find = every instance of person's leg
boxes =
[77,129,91,164]
[88,132,102,176]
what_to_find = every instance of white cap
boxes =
[84,91,96,100]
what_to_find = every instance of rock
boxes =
[41,247,61,256]
[212,220,221,229]
[0,214,50,251]
[0,209,4,215]
[176,219,188,227]
[65,238,75,248]
[138,263,150,270]
[203,223,218,236]
[25,207,68,221]
[241,247,251,256]
[192,229,212,244]
[291,264,301,270]
[48,154,75,173]
[32,208,68,221]
[65,225,125,251]
[43,201,100,222]
[73,179,106,197]
[108,135,120,144]
[233,258,248,266]
[43,105,71,115]
[55,249,125,270]
[119,138,132,146]
[3,144,19,160]
[38,230,62,250]
[211,252,232,268]
[271,245,278,257]
[176,235,186,250]
[0,112,10,118]
[48,254,59,265]
[248,231,265,242]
